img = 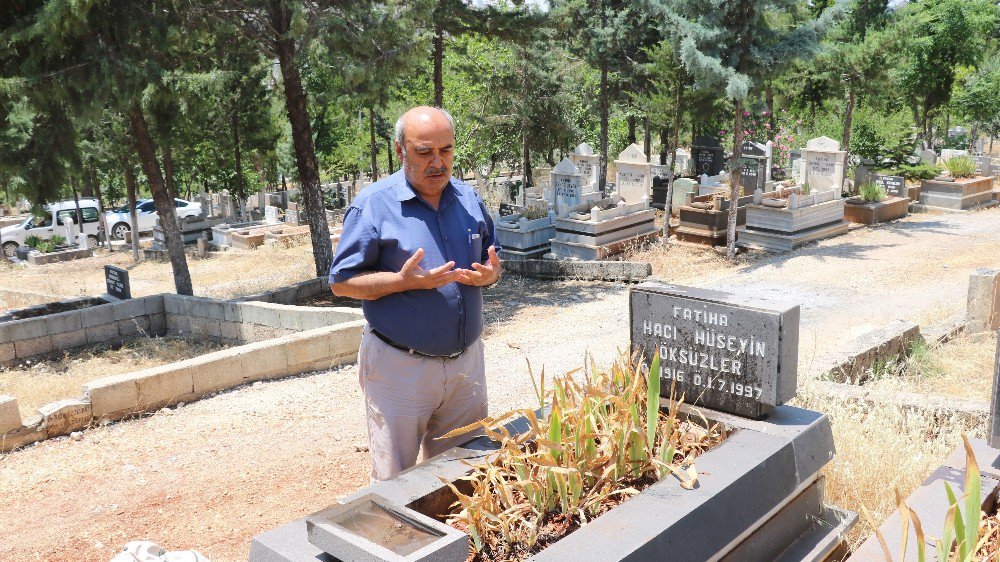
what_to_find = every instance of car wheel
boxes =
[87,235,99,247]
[112,223,131,240]
[2,241,19,260]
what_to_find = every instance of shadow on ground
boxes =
[483,274,625,326]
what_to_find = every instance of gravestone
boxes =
[989,335,1000,448]
[855,159,876,187]
[630,282,799,419]
[551,157,583,214]
[801,136,846,194]
[674,148,691,175]
[498,203,522,217]
[975,156,992,177]
[940,149,969,163]
[264,205,280,224]
[570,143,600,189]
[692,136,725,176]
[739,141,767,193]
[920,149,937,164]
[105,265,132,300]
[614,144,652,205]
[876,175,907,200]
[789,150,802,182]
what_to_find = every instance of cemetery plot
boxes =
[674,189,786,247]
[0,296,108,323]
[0,336,229,418]
[737,185,849,252]
[843,175,910,225]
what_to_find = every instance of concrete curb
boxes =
[503,259,651,282]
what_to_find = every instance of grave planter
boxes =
[545,199,659,261]
[843,196,909,225]
[675,190,787,247]
[495,213,556,260]
[737,190,848,252]
[249,405,856,562]
[918,176,998,211]
[852,437,1000,561]
[26,246,94,265]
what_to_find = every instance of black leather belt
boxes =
[370,328,466,359]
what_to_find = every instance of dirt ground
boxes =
[2,207,1000,561]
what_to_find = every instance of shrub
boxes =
[49,234,66,246]
[878,163,939,181]
[859,181,887,203]
[522,207,548,220]
[35,241,55,253]
[23,235,42,249]
[945,156,977,179]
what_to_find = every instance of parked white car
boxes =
[105,198,203,240]
[1,199,102,259]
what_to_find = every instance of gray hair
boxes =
[394,107,455,146]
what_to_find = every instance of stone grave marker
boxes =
[264,205,280,224]
[876,175,907,199]
[551,157,583,214]
[614,144,652,205]
[920,149,937,164]
[498,203,522,217]
[739,140,767,193]
[674,148,691,175]
[789,149,802,182]
[989,335,1000,448]
[570,142,600,189]
[630,282,799,419]
[940,148,968,163]
[855,159,876,187]
[976,156,992,177]
[105,265,132,300]
[801,136,846,194]
[692,136,725,176]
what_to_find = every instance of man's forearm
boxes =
[331,272,408,300]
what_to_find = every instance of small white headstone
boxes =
[801,136,846,194]
[551,157,583,214]
[265,205,280,224]
[570,143,600,189]
[614,144,652,205]
[63,216,74,245]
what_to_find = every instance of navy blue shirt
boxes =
[328,170,498,356]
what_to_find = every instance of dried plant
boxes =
[438,354,727,561]
[521,207,549,220]
[858,181,887,203]
[869,434,996,562]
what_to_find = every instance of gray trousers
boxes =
[358,326,489,481]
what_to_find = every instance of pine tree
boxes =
[657,0,842,259]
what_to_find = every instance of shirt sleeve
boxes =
[477,195,500,263]
[329,204,379,284]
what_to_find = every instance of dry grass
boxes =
[0,336,228,418]
[0,241,317,306]
[621,238,753,283]
[796,385,985,550]
[867,332,998,401]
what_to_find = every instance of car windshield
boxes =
[114,203,131,213]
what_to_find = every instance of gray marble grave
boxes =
[630,282,799,419]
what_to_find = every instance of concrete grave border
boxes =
[0,292,364,452]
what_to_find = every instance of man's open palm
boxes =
[456,246,501,287]
[400,248,464,290]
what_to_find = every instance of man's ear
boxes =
[394,140,404,162]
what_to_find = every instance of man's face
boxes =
[397,114,454,199]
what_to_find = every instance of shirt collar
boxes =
[396,173,456,208]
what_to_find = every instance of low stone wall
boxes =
[233,277,328,305]
[0,317,365,452]
[27,247,95,265]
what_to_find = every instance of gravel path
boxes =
[2,207,1000,561]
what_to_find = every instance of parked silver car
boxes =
[104,198,203,240]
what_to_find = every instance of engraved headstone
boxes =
[692,136,724,176]
[498,203,522,217]
[739,141,767,193]
[105,265,132,300]
[615,144,652,205]
[975,156,992,177]
[264,205,280,224]
[855,159,876,187]
[570,143,600,189]
[801,136,846,194]
[876,175,907,200]
[630,282,799,419]
[551,157,583,214]
[674,148,691,175]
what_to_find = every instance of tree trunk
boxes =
[842,80,856,154]
[123,160,140,262]
[70,176,83,238]
[163,145,177,202]
[521,45,532,188]
[766,84,775,139]
[386,139,394,174]
[433,23,444,107]
[232,107,246,221]
[643,116,651,162]
[368,105,378,180]
[129,102,193,295]
[272,0,333,278]
[627,114,636,145]
[598,63,609,194]
[664,76,684,230]
[87,162,107,246]
[726,98,746,260]
[659,127,669,165]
